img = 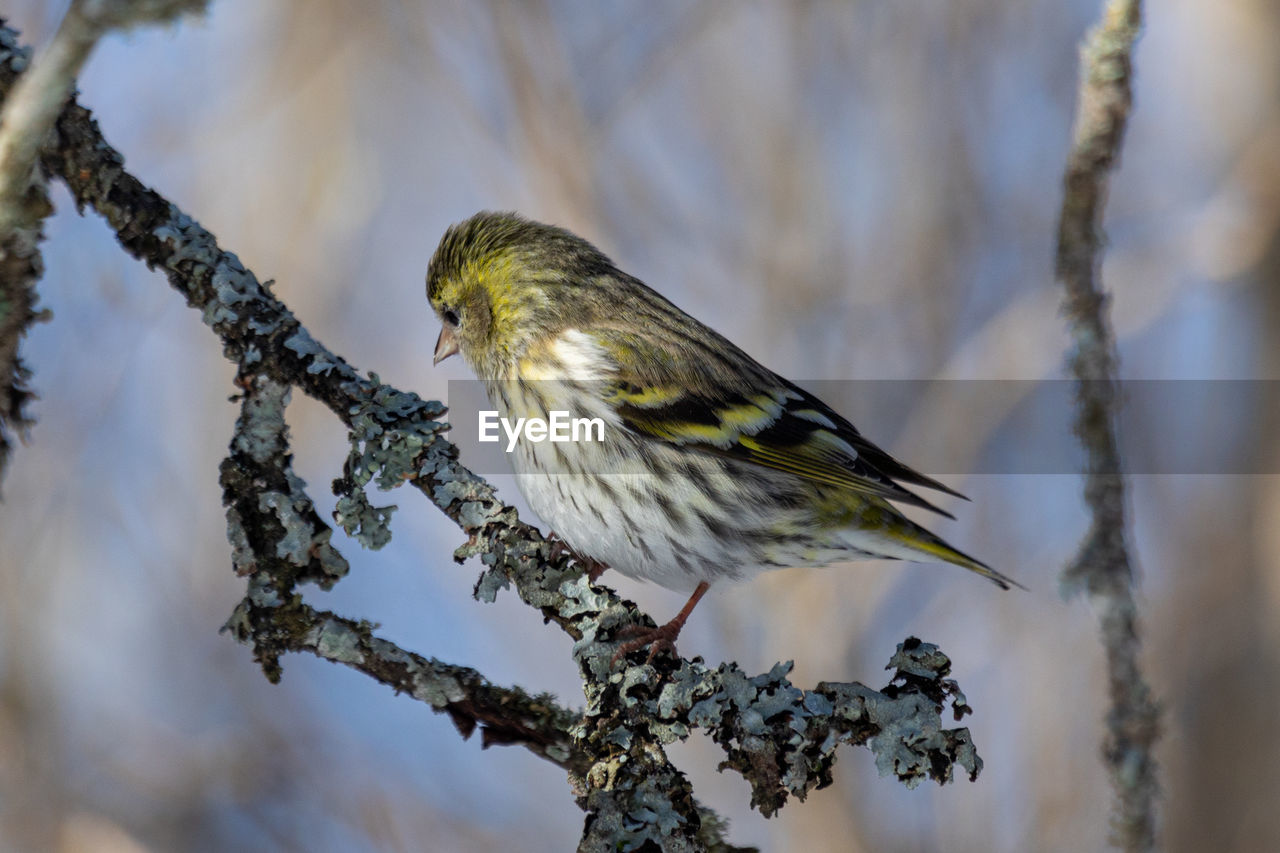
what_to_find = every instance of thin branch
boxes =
[3,22,991,849]
[1054,2,1159,851]
[0,10,92,235]
[0,0,206,234]
[0,23,50,489]
[0,2,205,487]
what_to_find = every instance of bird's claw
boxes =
[546,531,572,562]
[547,531,609,584]
[583,558,608,584]
[610,620,682,666]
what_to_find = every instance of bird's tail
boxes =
[869,503,1025,591]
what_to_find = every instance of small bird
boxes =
[427,211,1019,663]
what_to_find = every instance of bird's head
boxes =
[426,211,615,378]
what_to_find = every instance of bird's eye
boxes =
[443,308,461,327]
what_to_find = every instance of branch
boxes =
[219,371,585,775]
[0,2,206,486]
[5,22,990,848]
[1054,2,1159,851]
[0,1,208,194]
[0,23,50,488]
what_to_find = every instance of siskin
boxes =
[427,211,1020,662]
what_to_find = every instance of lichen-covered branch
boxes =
[219,371,585,774]
[3,21,991,849]
[572,636,981,820]
[1054,2,1159,851]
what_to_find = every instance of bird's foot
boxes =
[546,531,572,562]
[545,527,609,581]
[546,531,609,584]
[583,558,608,584]
[610,618,685,666]
[610,581,710,667]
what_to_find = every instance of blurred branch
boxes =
[1054,2,1159,851]
[0,1,119,234]
[0,0,206,487]
[4,21,988,851]
[0,23,49,490]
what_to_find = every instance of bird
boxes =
[426,211,1020,664]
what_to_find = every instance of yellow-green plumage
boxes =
[426,211,1020,601]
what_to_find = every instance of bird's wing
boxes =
[587,326,961,518]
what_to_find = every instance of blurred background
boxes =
[2,1,1277,850]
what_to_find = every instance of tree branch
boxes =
[219,371,586,776]
[2,21,991,849]
[1055,2,1159,851]
[0,4,206,487]
[0,23,50,489]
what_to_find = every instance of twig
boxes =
[0,0,207,234]
[1055,2,1160,851]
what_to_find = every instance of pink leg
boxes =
[611,581,711,666]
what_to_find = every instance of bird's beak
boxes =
[433,325,460,365]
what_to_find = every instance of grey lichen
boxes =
[224,506,256,575]
[285,329,342,376]
[472,561,511,603]
[576,638,981,817]
[332,491,397,550]
[331,377,448,550]
[311,618,366,665]
[222,373,348,586]
[262,488,321,564]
